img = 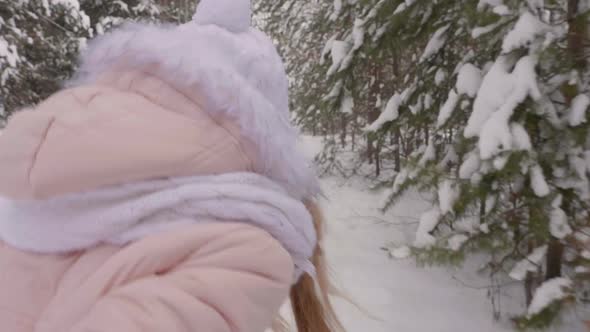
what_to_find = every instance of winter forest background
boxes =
[1,0,590,330]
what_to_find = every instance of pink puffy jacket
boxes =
[0,70,294,332]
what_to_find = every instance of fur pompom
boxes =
[193,0,251,33]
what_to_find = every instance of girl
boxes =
[0,0,342,331]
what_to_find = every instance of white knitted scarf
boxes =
[0,173,316,281]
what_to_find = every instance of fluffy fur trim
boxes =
[0,173,316,282]
[69,22,319,199]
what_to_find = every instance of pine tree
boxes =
[80,0,183,33]
[288,0,589,329]
[0,0,91,118]
[255,1,332,134]
[309,0,408,176]
[158,0,197,23]
[378,0,590,328]
[0,0,196,118]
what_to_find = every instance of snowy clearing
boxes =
[294,136,588,332]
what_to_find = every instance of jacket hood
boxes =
[68,21,320,199]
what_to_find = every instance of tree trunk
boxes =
[525,242,536,306]
[523,205,536,305]
[479,194,487,223]
[340,113,347,148]
[367,63,382,164]
[545,239,564,279]
[367,139,374,164]
[375,138,382,177]
[351,114,356,151]
[562,0,588,103]
[542,1,587,283]
[568,0,587,72]
[542,0,585,282]
[330,118,336,137]
[367,109,380,164]
[394,129,401,172]
[400,131,410,158]
[525,271,534,306]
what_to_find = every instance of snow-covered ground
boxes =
[322,175,519,332]
[299,136,587,332]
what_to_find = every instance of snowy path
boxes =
[299,136,522,332]
[321,176,519,332]
[297,136,590,332]
[321,177,588,332]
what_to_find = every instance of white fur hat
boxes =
[187,0,290,120]
[71,0,319,199]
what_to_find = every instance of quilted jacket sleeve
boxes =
[66,223,294,332]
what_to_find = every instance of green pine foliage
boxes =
[0,0,92,118]
[273,0,589,329]
[255,0,334,132]
[0,0,196,118]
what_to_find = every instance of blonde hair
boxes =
[285,200,345,332]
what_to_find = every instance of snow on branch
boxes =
[420,25,450,62]
[549,196,573,239]
[327,40,352,76]
[0,37,20,68]
[502,11,560,53]
[568,94,590,127]
[365,93,401,132]
[509,245,547,281]
[415,207,442,248]
[438,180,459,214]
[472,56,541,159]
[527,278,572,317]
[456,64,483,98]
[436,90,459,128]
[530,164,550,197]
